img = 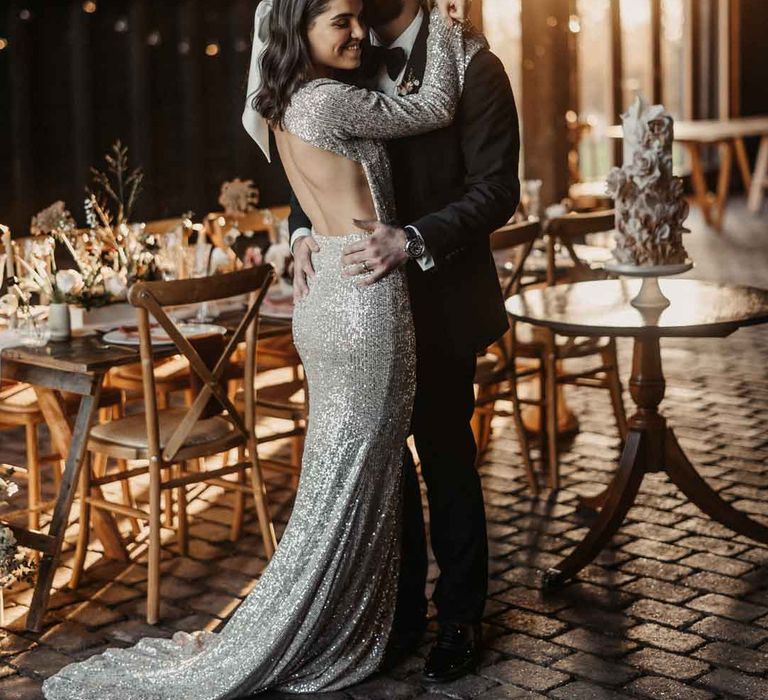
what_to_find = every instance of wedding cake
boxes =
[606,96,689,267]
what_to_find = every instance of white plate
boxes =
[102,323,227,347]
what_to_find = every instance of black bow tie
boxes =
[366,45,408,81]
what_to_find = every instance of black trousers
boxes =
[394,348,488,628]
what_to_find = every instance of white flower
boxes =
[101,268,128,299]
[55,269,84,295]
[0,293,19,317]
[606,167,628,197]
[0,477,19,506]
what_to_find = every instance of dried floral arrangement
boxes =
[25,141,158,309]
[0,475,36,589]
[606,97,689,267]
[218,178,260,216]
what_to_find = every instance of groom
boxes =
[289,0,520,683]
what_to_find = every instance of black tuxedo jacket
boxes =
[290,20,520,354]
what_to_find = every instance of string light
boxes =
[178,40,191,55]
[0,39,7,51]
[114,17,128,33]
[82,1,97,13]
[147,30,162,46]
[19,9,32,21]
[205,42,220,57]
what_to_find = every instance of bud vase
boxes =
[48,303,71,342]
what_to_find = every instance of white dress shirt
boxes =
[291,8,435,270]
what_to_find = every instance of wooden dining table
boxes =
[607,116,768,230]
[506,278,768,587]
[0,312,292,631]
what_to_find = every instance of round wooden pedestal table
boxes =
[506,278,768,587]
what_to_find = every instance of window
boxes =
[620,0,654,109]
[483,0,522,103]
[483,0,523,169]
[661,0,693,120]
[576,0,615,179]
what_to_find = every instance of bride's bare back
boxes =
[275,129,376,236]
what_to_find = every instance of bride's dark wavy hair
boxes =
[252,0,334,128]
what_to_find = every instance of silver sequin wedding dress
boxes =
[43,11,482,700]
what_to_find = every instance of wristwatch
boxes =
[403,226,426,260]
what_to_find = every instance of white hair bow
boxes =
[242,0,273,162]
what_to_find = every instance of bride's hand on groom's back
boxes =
[342,220,408,287]
[293,236,320,302]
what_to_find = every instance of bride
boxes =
[43,1,480,697]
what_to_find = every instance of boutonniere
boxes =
[397,68,421,96]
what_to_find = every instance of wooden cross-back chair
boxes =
[517,209,627,491]
[473,219,542,494]
[545,209,616,286]
[70,266,278,624]
[110,217,203,406]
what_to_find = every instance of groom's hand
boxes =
[292,235,320,302]
[342,219,408,287]
[435,0,472,23]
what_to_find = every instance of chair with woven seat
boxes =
[524,210,628,490]
[70,265,277,624]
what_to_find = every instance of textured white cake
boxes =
[606,96,689,266]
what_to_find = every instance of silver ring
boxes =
[361,260,372,274]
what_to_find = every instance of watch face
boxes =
[407,239,425,259]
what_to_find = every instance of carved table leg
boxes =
[543,431,645,587]
[545,335,665,587]
[666,428,768,543]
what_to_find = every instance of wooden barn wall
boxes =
[738,0,768,119]
[2,0,766,237]
[0,0,289,236]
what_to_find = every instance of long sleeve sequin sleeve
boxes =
[297,9,473,141]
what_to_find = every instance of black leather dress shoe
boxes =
[422,623,481,684]
[381,621,427,670]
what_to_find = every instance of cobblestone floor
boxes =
[1,201,767,699]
